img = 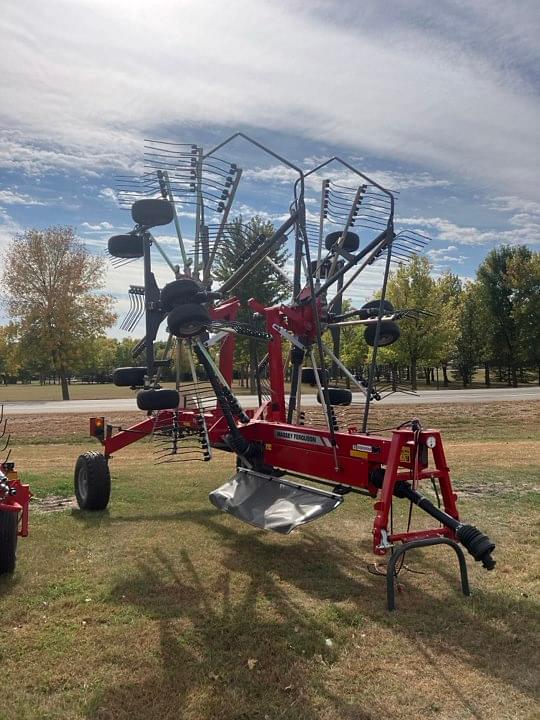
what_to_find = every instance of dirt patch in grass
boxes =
[6,412,142,444]
[33,495,78,513]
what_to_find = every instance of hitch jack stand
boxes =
[386,537,470,611]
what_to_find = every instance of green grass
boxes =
[0,416,538,719]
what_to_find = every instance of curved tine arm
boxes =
[202,132,304,180]
[303,156,394,202]
[203,133,305,224]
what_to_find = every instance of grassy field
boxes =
[0,402,539,719]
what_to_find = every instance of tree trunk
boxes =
[484,363,490,387]
[442,364,450,386]
[511,365,518,388]
[424,368,431,385]
[59,365,70,400]
[411,359,417,391]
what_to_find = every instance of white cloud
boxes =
[427,245,467,266]
[0,189,47,205]
[99,187,119,203]
[80,221,114,232]
[0,1,538,200]
[399,215,540,246]
[490,196,540,215]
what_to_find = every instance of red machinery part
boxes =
[0,471,32,538]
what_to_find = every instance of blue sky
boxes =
[1,0,539,336]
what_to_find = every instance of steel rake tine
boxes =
[126,293,144,332]
[120,293,138,331]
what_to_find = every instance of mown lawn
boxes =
[0,404,538,720]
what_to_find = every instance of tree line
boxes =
[0,224,538,399]
[338,246,540,389]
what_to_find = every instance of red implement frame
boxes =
[0,464,32,538]
[90,296,461,558]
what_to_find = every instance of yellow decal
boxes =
[350,449,368,459]
[400,446,411,463]
[265,443,272,451]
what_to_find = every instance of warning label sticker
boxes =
[352,443,373,453]
[400,446,411,463]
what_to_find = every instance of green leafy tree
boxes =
[432,272,462,385]
[113,337,141,369]
[453,282,484,386]
[381,255,448,390]
[477,246,536,387]
[507,249,540,382]
[1,227,116,399]
[332,300,369,380]
[75,337,117,382]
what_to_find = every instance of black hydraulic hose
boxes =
[393,480,496,570]
[192,344,252,455]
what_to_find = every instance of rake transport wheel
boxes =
[362,299,395,314]
[325,230,360,252]
[108,234,144,259]
[364,320,400,347]
[112,366,147,387]
[136,388,180,411]
[74,452,111,511]
[0,509,18,574]
[160,278,203,312]
[167,303,211,338]
[301,368,329,386]
[317,387,353,406]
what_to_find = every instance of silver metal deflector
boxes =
[209,468,344,534]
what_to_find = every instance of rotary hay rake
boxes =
[75,133,495,610]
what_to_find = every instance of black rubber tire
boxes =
[167,303,211,338]
[161,278,204,312]
[364,320,401,347]
[325,231,360,253]
[108,234,144,259]
[112,367,147,387]
[301,368,329,386]
[136,388,180,411]
[317,387,353,406]
[0,509,18,574]
[131,198,174,228]
[362,299,395,314]
[74,452,111,511]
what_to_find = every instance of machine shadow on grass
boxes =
[91,511,539,720]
